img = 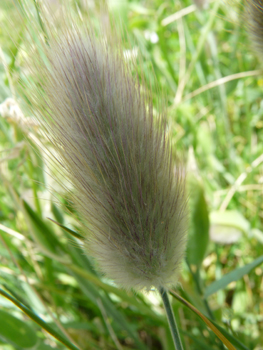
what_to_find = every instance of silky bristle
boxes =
[22,5,188,291]
[245,0,263,57]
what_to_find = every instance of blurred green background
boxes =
[0,0,262,349]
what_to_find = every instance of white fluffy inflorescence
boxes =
[25,8,188,291]
[245,0,263,56]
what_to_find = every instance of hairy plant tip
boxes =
[25,10,188,291]
[245,0,263,57]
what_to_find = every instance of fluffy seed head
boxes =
[245,0,263,57]
[23,5,188,291]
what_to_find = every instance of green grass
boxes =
[0,0,263,349]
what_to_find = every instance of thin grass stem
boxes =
[186,258,215,320]
[159,287,184,350]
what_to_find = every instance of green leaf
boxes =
[69,270,147,350]
[0,288,80,350]
[21,282,46,314]
[47,217,85,240]
[51,202,65,224]
[0,309,37,348]
[186,174,209,266]
[205,255,263,297]
[65,263,162,322]
[169,290,236,350]
[180,330,213,350]
[23,200,58,253]
[22,200,69,263]
[209,321,250,350]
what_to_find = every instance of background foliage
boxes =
[0,0,262,349]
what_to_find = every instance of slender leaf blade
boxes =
[0,309,37,348]
[170,289,236,350]
[187,174,209,266]
[205,255,263,297]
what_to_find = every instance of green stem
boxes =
[186,259,215,320]
[159,287,184,350]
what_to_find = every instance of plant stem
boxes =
[186,259,215,320]
[159,287,184,350]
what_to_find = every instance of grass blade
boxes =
[170,289,236,350]
[205,255,263,298]
[0,288,80,350]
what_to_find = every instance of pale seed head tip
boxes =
[245,0,263,57]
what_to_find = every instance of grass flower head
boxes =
[245,0,263,57]
[23,5,188,291]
